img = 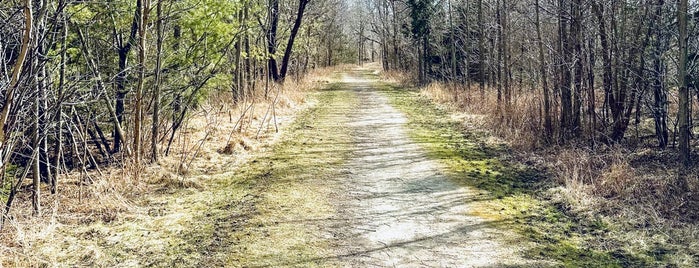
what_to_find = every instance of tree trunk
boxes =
[477,0,485,94]
[571,0,583,137]
[0,0,33,167]
[114,1,142,153]
[134,0,148,164]
[678,0,690,167]
[278,0,310,82]
[652,0,668,148]
[267,0,281,81]
[152,0,164,163]
[558,0,573,141]
[448,0,456,80]
[52,7,69,194]
[592,1,614,135]
[535,0,552,142]
[76,27,131,157]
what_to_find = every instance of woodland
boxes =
[1,0,699,266]
[0,0,355,218]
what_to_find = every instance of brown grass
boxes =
[420,81,544,150]
[0,65,347,266]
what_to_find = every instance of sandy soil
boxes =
[321,71,533,267]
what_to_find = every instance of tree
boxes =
[0,0,32,168]
[279,0,312,81]
[151,0,164,163]
[134,0,149,164]
[678,0,690,168]
[536,0,552,141]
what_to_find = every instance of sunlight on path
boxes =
[325,69,530,267]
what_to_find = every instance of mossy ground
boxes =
[377,82,672,267]
[220,83,356,267]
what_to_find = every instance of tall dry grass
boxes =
[420,82,544,150]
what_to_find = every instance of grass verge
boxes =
[221,83,356,267]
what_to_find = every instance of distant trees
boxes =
[0,0,355,221]
[365,0,698,167]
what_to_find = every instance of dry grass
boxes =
[418,82,545,150]
[382,70,416,86]
[0,65,348,266]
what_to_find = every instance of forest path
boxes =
[26,66,548,267]
[316,68,533,267]
[193,66,548,267]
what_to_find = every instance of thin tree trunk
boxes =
[0,0,33,166]
[267,0,280,81]
[33,75,41,217]
[448,0,456,80]
[76,27,131,156]
[558,0,573,141]
[114,2,142,153]
[134,0,149,164]
[652,0,668,148]
[536,0,552,142]
[678,0,690,167]
[571,0,583,137]
[52,6,68,194]
[152,0,164,163]
[477,0,485,94]
[277,0,310,82]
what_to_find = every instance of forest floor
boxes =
[3,65,694,267]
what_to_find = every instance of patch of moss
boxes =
[379,84,537,198]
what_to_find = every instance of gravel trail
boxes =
[323,70,532,267]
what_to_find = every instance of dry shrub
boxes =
[420,82,543,150]
[549,145,699,223]
[382,70,415,85]
[599,157,635,198]
[218,136,256,155]
[551,148,600,187]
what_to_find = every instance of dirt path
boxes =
[319,70,532,267]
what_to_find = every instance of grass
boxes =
[376,82,678,267]
[3,65,696,266]
[220,83,356,267]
